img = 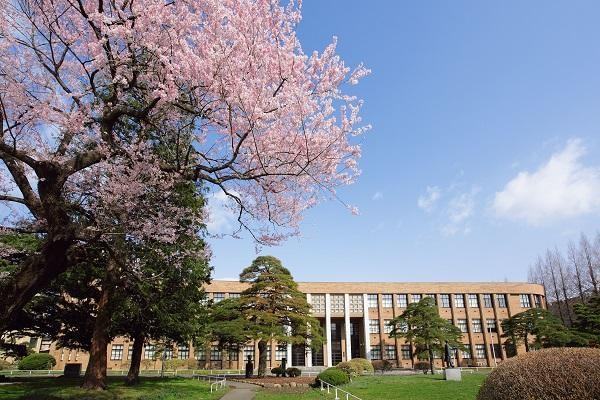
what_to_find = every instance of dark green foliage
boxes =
[388,297,463,374]
[17,354,56,370]
[573,294,600,344]
[212,256,323,377]
[0,233,40,276]
[414,361,430,374]
[317,367,350,386]
[501,308,589,352]
[371,359,393,374]
[271,367,285,377]
[477,348,600,400]
[286,367,301,377]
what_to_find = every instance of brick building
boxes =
[44,280,545,371]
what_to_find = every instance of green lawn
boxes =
[0,376,228,400]
[255,373,488,400]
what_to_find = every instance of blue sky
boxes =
[209,1,600,282]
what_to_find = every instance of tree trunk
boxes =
[568,242,586,302]
[524,333,529,352]
[257,340,268,378]
[581,234,599,295]
[125,333,145,386]
[557,254,574,325]
[82,259,117,390]
[547,251,566,324]
[427,346,434,375]
[0,233,73,333]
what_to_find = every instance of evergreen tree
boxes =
[388,297,463,375]
[573,295,600,345]
[238,256,323,377]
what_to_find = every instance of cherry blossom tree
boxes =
[0,0,369,332]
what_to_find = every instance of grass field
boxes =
[254,373,488,400]
[0,376,228,400]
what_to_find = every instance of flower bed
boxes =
[231,376,315,388]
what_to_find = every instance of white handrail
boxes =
[320,380,362,400]
[193,374,227,393]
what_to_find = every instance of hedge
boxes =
[317,367,350,386]
[477,347,600,400]
[17,354,56,370]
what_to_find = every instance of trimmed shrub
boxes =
[477,347,600,400]
[414,361,430,374]
[336,361,359,378]
[348,358,374,375]
[317,367,350,386]
[271,366,285,377]
[18,354,56,370]
[286,367,301,377]
[371,359,393,374]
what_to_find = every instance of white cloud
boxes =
[493,139,600,225]
[372,191,383,201]
[417,186,441,212]
[441,189,478,236]
[206,190,239,234]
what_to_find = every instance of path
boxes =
[220,381,259,400]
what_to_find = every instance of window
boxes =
[128,347,133,360]
[228,293,240,299]
[275,344,287,361]
[483,294,493,308]
[210,346,221,361]
[311,294,325,313]
[330,294,344,313]
[454,294,465,308]
[381,294,393,308]
[369,319,380,334]
[440,294,451,308]
[266,346,272,361]
[401,345,412,360]
[397,294,408,308]
[178,345,189,359]
[457,319,468,333]
[468,294,479,308]
[370,345,381,360]
[367,294,378,308]
[462,344,471,359]
[163,348,173,360]
[385,345,396,360]
[534,295,542,308]
[213,292,225,303]
[397,321,408,333]
[144,345,156,360]
[383,319,393,334]
[520,294,531,308]
[475,344,486,359]
[496,294,507,308]
[424,294,436,304]
[486,319,497,333]
[40,338,52,353]
[490,344,502,359]
[411,294,422,303]
[195,348,206,360]
[110,344,124,360]
[472,319,482,333]
[349,294,363,312]
[243,346,255,361]
[229,348,239,361]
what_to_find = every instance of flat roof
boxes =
[206,280,545,295]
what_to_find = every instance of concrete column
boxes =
[325,293,333,367]
[286,325,293,367]
[362,293,371,360]
[344,293,352,361]
[306,293,313,367]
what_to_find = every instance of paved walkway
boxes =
[220,381,259,400]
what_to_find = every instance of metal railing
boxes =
[320,380,362,400]
[193,374,227,393]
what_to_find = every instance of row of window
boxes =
[110,344,285,362]
[212,292,542,311]
[368,318,500,334]
[367,343,497,360]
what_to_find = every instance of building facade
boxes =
[45,281,545,371]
